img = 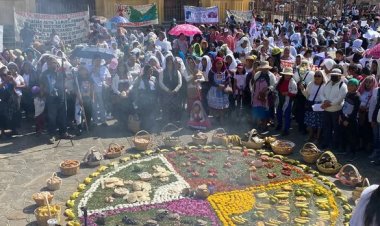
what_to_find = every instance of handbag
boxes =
[305,84,322,111]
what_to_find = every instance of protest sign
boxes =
[184,6,219,24]
[280,60,294,69]
[14,10,89,45]
[226,10,253,23]
[116,3,158,27]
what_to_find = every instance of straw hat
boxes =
[245,55,257,61]
[280,67,294,76]
[257,61,272,70]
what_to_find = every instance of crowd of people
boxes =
[0,8,379,161]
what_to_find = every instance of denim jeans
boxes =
[276,99,293,132]
[322,111,341,149]
[46,98,67,135]
[372,124,380,160]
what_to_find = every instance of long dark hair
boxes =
[364,186,380,226]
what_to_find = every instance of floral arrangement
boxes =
[65,145,352,226]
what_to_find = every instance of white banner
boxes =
[0,26,3,52]
[184,6,219,24]
[226,10,253,23]
[14,10,90,44]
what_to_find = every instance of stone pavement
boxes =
[0,119,379,226]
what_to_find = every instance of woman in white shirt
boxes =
[350,184,380,226]
[300,70,326,142]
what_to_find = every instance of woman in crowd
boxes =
[159,54,183,123]
[300,70,326,142]
[185,56,204,113]
[350,183,380,226]
[207,57,231,124]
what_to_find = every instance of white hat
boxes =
[329,68,343,76]
[321,59,336,71]
[352,39,364,53]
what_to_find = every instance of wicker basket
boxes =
[335,164,363,187]
[352,178,370,201]
[83,147,103,167]
[128,114,141,134]
[32,192,54,206]
[133,130,152,151]
[316,151,342,174]
[241,129,265,149]
[46,173,62,191]
[212,128,227,145]
[34,203,61,226]
[270,140,295,155]
[161,123,180,147]
[59,160,80,176]
[300,142,322,164]
[192,133,208,145]
[104,143,124,159]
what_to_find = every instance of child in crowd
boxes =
[340,78,361,161]
[187,100,211,130]
[32,86,45,135]
[234,63,246,110]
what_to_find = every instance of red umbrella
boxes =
[168,24,202,37]
[365,43,380,59]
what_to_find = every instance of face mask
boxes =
[330,76,339,83]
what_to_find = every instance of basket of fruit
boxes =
[316,151,342,174]
[59,160,80,176]
[264,136,277,145]
[32,191,54,206]
[83,147,103,167]
[352,178,370,201]
[46,173,62,191]
[34,204,61,226]
[212,128,228,145]
[192,132,208,145]
[300,142,322,163]
[270,140,295,155]
[104,143,124,159]
[335,164,363,187]
[161,123,180,147]
[242,129,265,149]
[133,130,152,151]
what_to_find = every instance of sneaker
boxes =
[48,136,56,144]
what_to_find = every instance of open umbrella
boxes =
[168,24,202,37]
[365,43,380,59]
[71,46,115,60]
[109,16,129,24]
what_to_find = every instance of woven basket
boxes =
[83,147,103,167]
[128,114,141,134]
[242,129,265,149]
[46,173,62,191]
[32,192,54,207]
[104,143,123,159]
[316,151,342,174]
[161,123,180,147]
[133,130,152,151]
[34,203,61,226]
[270,140,295,155]
[335,164,363,187]
[59,160,80,176]
[352,178,370,201]
[192,133,208,145]
[212,128,227,145]
[300,142,322,163]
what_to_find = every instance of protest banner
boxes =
[226,10,253,23]
[14,10,89,45]
[184,6,219,24]
[280,59,294,69]
[116,3,158,27]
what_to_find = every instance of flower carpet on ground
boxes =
[66,146,352,226]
